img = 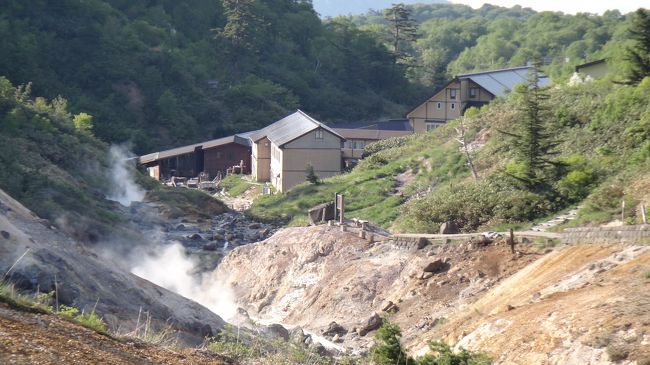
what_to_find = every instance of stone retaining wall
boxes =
[562,225,650,244]
[389,236,430,251]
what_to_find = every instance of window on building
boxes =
[451,103,456,110]
[469,88,478,98]
[450,89,457,99]
[216,152,223,159]
[228,153,234,160]
[436,102,442,109]
[315,129,324,139]
[426,122,439,131]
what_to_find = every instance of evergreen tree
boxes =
[372,320,413,365]
[625,8,650,85]
[500,62,560,191]
[305,164,319,184]
[215,0,265,70]
[385,3,418,70]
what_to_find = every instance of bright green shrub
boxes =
[415,341,492,365]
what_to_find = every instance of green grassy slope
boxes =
[249,78,650,232]
[0,77,227,240]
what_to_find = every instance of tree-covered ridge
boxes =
[1,0,644,156]
[0,0,420,154]
[350,3,633,86]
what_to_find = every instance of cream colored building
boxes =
[250,110,345,192]
[407,66,549,133]
[575,59,610,80]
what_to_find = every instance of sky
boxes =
[450,0,646,14]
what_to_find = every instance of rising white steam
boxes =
[131,243,238,321]
[107,145,145,206]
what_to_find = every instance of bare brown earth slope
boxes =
[0,302,229,365]
[214,225,650,364]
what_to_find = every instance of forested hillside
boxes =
[311,0,448,18]
[352,3,630,85]
[0,0,421,154]
[0,1,640,156]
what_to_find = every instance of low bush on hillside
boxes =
[206,324,335,364]
[415,341,492,365]
[0,282,108,334]
[371,320,492,365]
[399,177,551,233]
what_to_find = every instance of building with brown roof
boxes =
[139,135,251,181]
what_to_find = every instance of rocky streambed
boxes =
[126,201,278,272]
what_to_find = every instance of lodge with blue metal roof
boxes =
[406,66,550,133]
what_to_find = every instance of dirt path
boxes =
[0,304,230,365]
[216,185,262,212]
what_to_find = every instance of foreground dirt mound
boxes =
[0,303,228,365]
[0,188,225,345]
[213,225,541,353]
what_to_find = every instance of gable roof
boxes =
[457,66,549,97]
[139,134,251,165]
[250,110,345,146]
[335,128,413,140]
[332,119,412,131]
[575,59,606,73]
[407,66,550,117]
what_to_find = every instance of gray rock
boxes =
[289,326,307,344]
[203,242,218,251]
[323,321,347,336]
[358,313,382,336]
[439,221,459,234]
[248,223,261,229]
[310,342,328,356]
[1,230,9,239]
[188,233,203,241]
[423,259,449,273]
[261,323,290,341]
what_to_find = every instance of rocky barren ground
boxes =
[214,224,650,364]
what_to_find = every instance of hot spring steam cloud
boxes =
[131,243,237,321]
[107,145,145,206]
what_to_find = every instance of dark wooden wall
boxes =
[203,143,251,178]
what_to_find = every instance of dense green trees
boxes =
[0,0,417,154]
[352,4,633,87]
[1,1,644,156]
[625,8,650,84]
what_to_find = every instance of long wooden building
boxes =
[139,135,252,181]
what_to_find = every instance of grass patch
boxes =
[606,344,629,362]
[146,187,228,218]
[219,175,254,197]
[206,324,335,364]
[643,270,650,279]
[0,282,109,335]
